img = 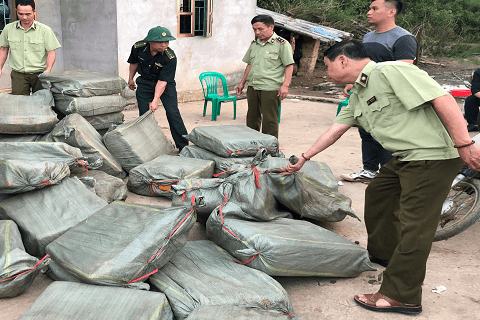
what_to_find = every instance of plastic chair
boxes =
[199,72,236,121]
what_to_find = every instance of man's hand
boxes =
[278,85,289,100]
[235,83,245,95]
[343,84,354,97]
[149,100,159,113]
[458,144,480,171]
[128,79,136,90]
[285,157,307,174]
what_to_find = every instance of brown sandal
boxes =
[354,292,422,315]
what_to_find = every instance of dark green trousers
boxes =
[365,156,464,305]
[10,70,43,95]
[246,86,280,138]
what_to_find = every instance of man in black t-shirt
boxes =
[127,26,188,151]
[340,0,417,183]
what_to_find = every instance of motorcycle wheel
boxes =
[435,179,480,241]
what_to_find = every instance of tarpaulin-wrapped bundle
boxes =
[266,169,358,222]
[73,170,127,203]
[45,201,198,290]
[0,134,44,142]
[207,202,375,277]
[0,177,108,257]
[0,89,58,134]
[184,125,280,158]
[0,141,85,173]
[258,156,339,191]
[38,70,127,97]
[171,178,228,224]
[0,159,70,194]
[19,281,174,320]
[179,145,284,175]
[128,155,215,198]
[52,94,130,116]
[186,305,308,320]
[224,166,291,221]
[84,112,124,130]
[0,221,49,298]
[46,113,126,178]
[103,110,175,172]
[149,240,294,320]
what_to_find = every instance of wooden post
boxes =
[298,37,321,75]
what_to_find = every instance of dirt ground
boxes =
[2,59,480,319]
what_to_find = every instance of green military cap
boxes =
[144,26,176,42]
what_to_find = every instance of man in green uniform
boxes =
[286,40,480,315]
[127,26,188,151]
[0,0,61,95]
[235,14,294,139]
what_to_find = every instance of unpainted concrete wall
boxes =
[60,0,118,75]
[116,0,256,102]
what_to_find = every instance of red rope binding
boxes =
[0,254,50,283]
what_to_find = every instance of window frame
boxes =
[177,0,212,38]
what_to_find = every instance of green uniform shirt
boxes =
[0,21,61,73]
[242,32,294,91]
[335,61,458,161]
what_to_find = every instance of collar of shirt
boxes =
[15,20,37,31]
[256,32,278,45]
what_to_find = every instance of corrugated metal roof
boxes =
[256,7,352,42]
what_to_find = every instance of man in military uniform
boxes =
[235,15,294,139]
[127,26,188,151]
[286,40,480,314]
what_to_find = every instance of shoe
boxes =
[340,169,377,182]
[369,256,389,268]
[354,292,422,315]
[467,124,479,132]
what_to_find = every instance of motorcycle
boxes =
[435,134,480,241]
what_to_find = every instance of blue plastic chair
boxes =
[199,72,236,121]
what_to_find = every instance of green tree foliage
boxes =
[258,0,480,58]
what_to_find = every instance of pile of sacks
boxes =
[1,83,375,318]
[39,70,134,135]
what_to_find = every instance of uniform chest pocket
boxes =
[152,63,162,75]
[7,36,21,50]
[368,97,401,128]
[28,38,45,52]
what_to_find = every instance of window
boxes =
[177,0,212,37]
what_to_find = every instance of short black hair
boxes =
[16,0,36,10]
[384,0,405,15]
[251,15,275,27]
[324,40,368,62]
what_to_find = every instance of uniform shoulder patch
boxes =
[134,41,147,48]
[276,36,287,44]
[165,48,175,59]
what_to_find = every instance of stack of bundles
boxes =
[38,70,129,133]
[0,159,69,194]
[127,155,215,198]
[46,201,199,290]
[103,110,175,172]
[0,177,108,257]
[149,240,294,320]
[0,141,88,175]
[20,281,174,320]
[206,202,375,277]
[180,125,283,175]
[179,145,284,176]
[0,89,58,134]
[45,113,126,178]
[72,170,127,203]
[186,306,308,320]
[0,221,49,298]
